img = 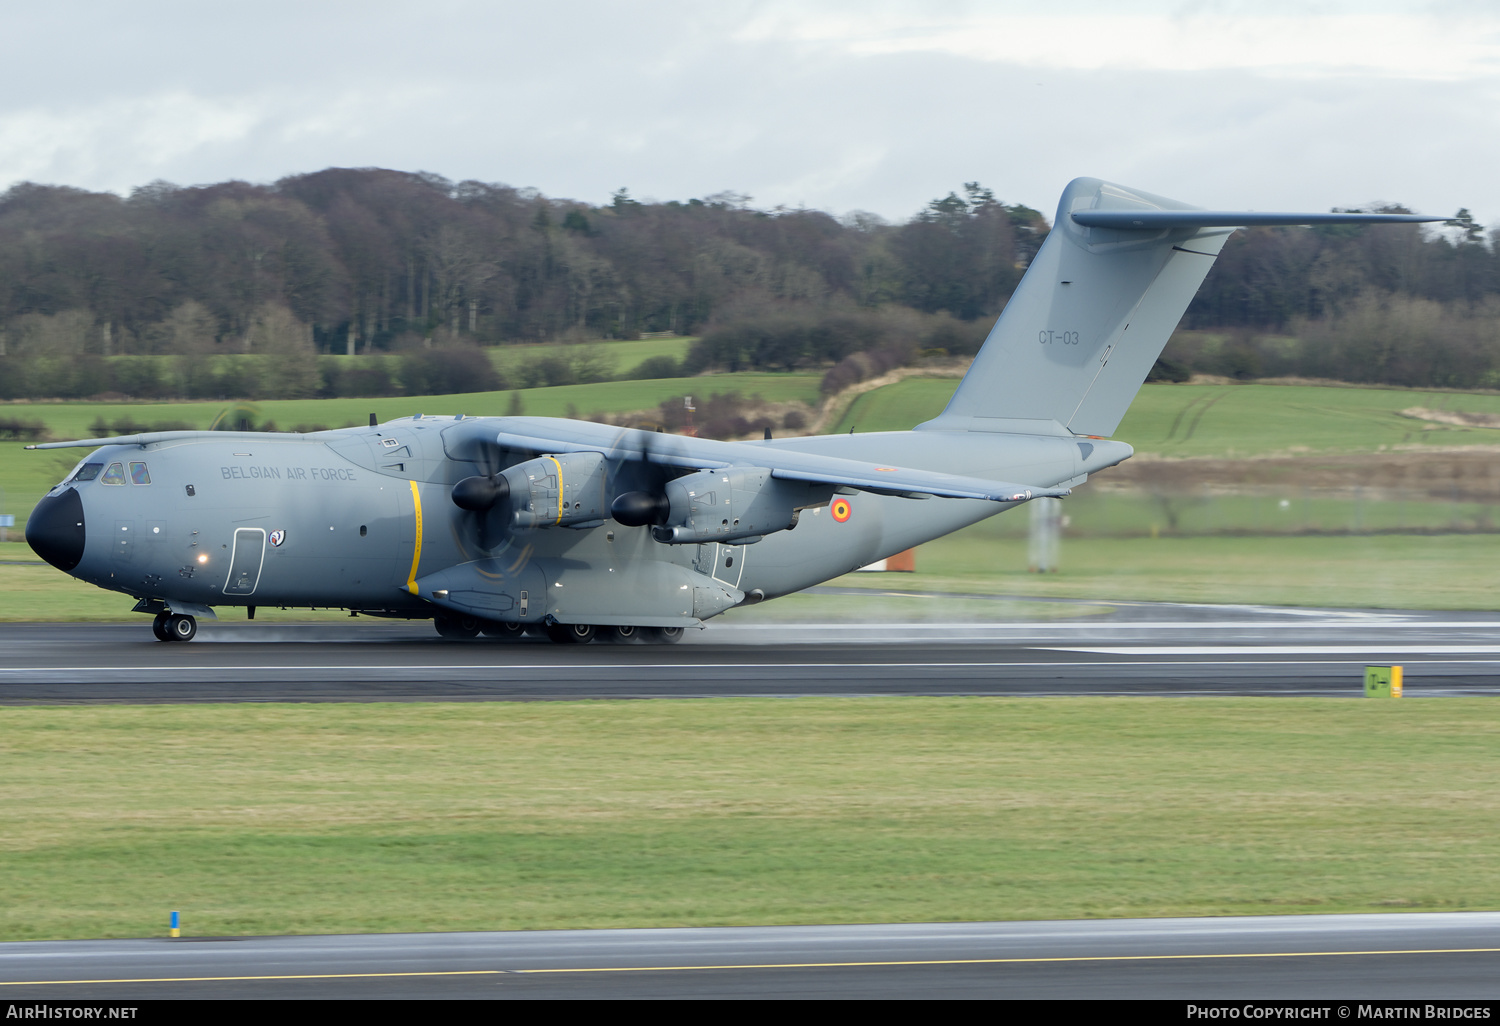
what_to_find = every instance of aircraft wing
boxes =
[491,418,1066,502]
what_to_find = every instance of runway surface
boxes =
[2,913,1498,999]
[3,595,1500,703]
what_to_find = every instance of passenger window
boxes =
[100,463,126,485]
[70,463,103,484]
[129,462,151,485]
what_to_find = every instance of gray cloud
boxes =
[0,2,1491,226]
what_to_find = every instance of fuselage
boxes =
[25,415,1130,627]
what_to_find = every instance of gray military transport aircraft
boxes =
[24,178,1439,644]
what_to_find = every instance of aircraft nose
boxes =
[25,487,86,572]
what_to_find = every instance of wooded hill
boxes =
[0,167,1495,400]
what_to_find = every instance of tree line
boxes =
[1,166,1497,399]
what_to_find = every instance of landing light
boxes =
[197,555,208,564]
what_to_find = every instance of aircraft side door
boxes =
[223,527,267,596]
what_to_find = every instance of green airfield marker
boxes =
[1364,665,1404,698]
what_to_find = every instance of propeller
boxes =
[448,432,516,553]
[611,490,669,527]
[605,424,674,529]
[453,473,509,511]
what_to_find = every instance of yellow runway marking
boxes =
[0,970,504,986]
[513,946,1500,973]
[5,946,1500,986]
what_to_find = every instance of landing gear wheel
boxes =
[167,614,197,642]
[152,612,172,642]
[481,620,526,640]
[604,625,640,644]
[645,626,684,645]
[435,614,482,639]
[545,622,597,645]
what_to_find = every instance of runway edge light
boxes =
[1364,665,1403,698]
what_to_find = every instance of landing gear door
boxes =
[713,543,746,590]
[223,528,267,596]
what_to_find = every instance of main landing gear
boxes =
[152,611,197,642]
[544,623,683,645]
[431,616,683,645]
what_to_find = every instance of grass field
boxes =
[1,697,1496,941]
[483,335,695,379]
[884,528,1500,610]
[834,377,1500,456]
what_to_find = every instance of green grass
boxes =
[2,698,1497,940]
[848,522,1500,611]
[834,377,959,434]
[1119,382,1500,458]
[286,336,697,382]
[2,370,814,441]
[837,377,1500,457]
[483,335,696,379]
[974,489,1500,539]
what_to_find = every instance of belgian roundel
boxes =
[831,498,852,523]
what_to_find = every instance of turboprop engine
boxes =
[645,467,834,546]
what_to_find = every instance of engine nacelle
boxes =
[506,451,611,529]
[650,467,834,545]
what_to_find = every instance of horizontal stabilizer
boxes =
[1072,210,1443,230]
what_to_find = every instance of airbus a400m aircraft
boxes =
[24,178,1438,643]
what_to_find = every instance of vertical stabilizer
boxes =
[921,178,1229,438]
[921,178,1439,438]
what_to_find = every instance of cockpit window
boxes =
[69,463,104,484]
[129,462,151,485]
[100,463,126,486]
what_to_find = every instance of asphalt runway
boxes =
[2,913,1498,999]
[3,596,1500,703]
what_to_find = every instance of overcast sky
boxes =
[2,1,1496,227]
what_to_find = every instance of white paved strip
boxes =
[1052,645,1500,656]
[709,620,1500,631]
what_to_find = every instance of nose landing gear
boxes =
[152,612,198,642]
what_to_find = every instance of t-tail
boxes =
[919,177,1440,439]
